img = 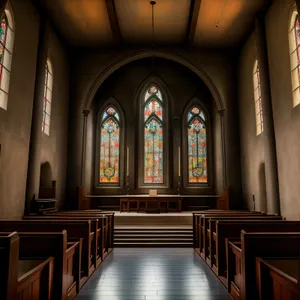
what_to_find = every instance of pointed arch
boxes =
[96,98,125,188]
[0,2,15,110]
[289,6,300,107]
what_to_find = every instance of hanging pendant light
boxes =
[150,1,156,70]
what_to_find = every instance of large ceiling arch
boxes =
[84,49,224,112]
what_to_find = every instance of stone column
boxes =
[25,18,49,213]
[80,110,90,186]
[218,109,227,188]
[255,14,280,214]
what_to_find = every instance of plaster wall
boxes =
[38,28,70,210]
[238,32,266,212]
[238,0,300,218]
[0,0,39,218]
[265,0,300,219]
[0,0,70,217]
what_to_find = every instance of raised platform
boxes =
[114,211,193,227]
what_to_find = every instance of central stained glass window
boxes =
[144,85,164,184]
[99,106,120,183]
[187,106,207,183]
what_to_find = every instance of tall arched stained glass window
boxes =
[144,85,164,184]
[99,106,120,183]
[187,106,207,183]
[253,59,263,135]
[289,8,300,107]
[0,5,15,110]
[42,59,53,135]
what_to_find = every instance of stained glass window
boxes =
[253,60,263,135]
[99,106,120,183]
[144,85,164,184]
[42,59,53,135]
[187,106,207,183]
[0,7,15,110]
[289,10,300,107]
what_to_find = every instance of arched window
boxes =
[289,8,300,107]
[187,106,207,183]
[0,4,15,110]
[143,85,164,184]
[253,60,263,135]
[99,106,120,183]
[42,59,53,135]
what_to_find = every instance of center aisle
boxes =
[75,248,232,300]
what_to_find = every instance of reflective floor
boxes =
[75,248,233,300]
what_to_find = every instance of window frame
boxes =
[95,99,125,191]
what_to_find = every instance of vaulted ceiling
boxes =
[35,0,271,48]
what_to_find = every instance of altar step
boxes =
[114,228,193,247]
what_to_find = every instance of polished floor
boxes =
[75,248,233,300]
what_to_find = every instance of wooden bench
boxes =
[192,210,264,248]
[1,230,71,300]
[198,214,281,262]
[0,231,58,300]
[0,220,87,294]
[229,231,300,300]
[256,257,300,300]
[213,220,300,281]
[47,210,114,254]
[23,216,102,271]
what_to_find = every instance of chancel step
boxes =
[114,227,193,247]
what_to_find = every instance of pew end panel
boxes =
[241,231,300,300]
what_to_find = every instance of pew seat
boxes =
[256,257,300,300]
[18,258,54,300]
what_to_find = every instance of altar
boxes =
[119,195,183,213]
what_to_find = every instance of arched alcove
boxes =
[39,162,55,199]
[83,57,223,207]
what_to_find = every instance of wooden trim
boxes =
[105,0,122,46]
[186,0,202,46]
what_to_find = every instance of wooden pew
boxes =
[229,231,300,300]
[198,214,281,262]
[0,231,55,300]
[17,257,54,300]
[0,220,89,292]
[25,215,107,264]
[1,231,70,300]
[50,210,115,250]
[213,220,300,281]
[256,257,300,300]
[193,210,264,249]
[48,211,114,254]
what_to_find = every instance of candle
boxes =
[178,146,181,177]
[126,147,129,176]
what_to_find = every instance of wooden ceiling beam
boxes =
[186,0,202,47]
[105,0,122,46]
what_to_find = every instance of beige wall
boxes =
[0,0,70,217]
[266,0,300,219]
[0,0,39,218]
[238,0,300,219]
